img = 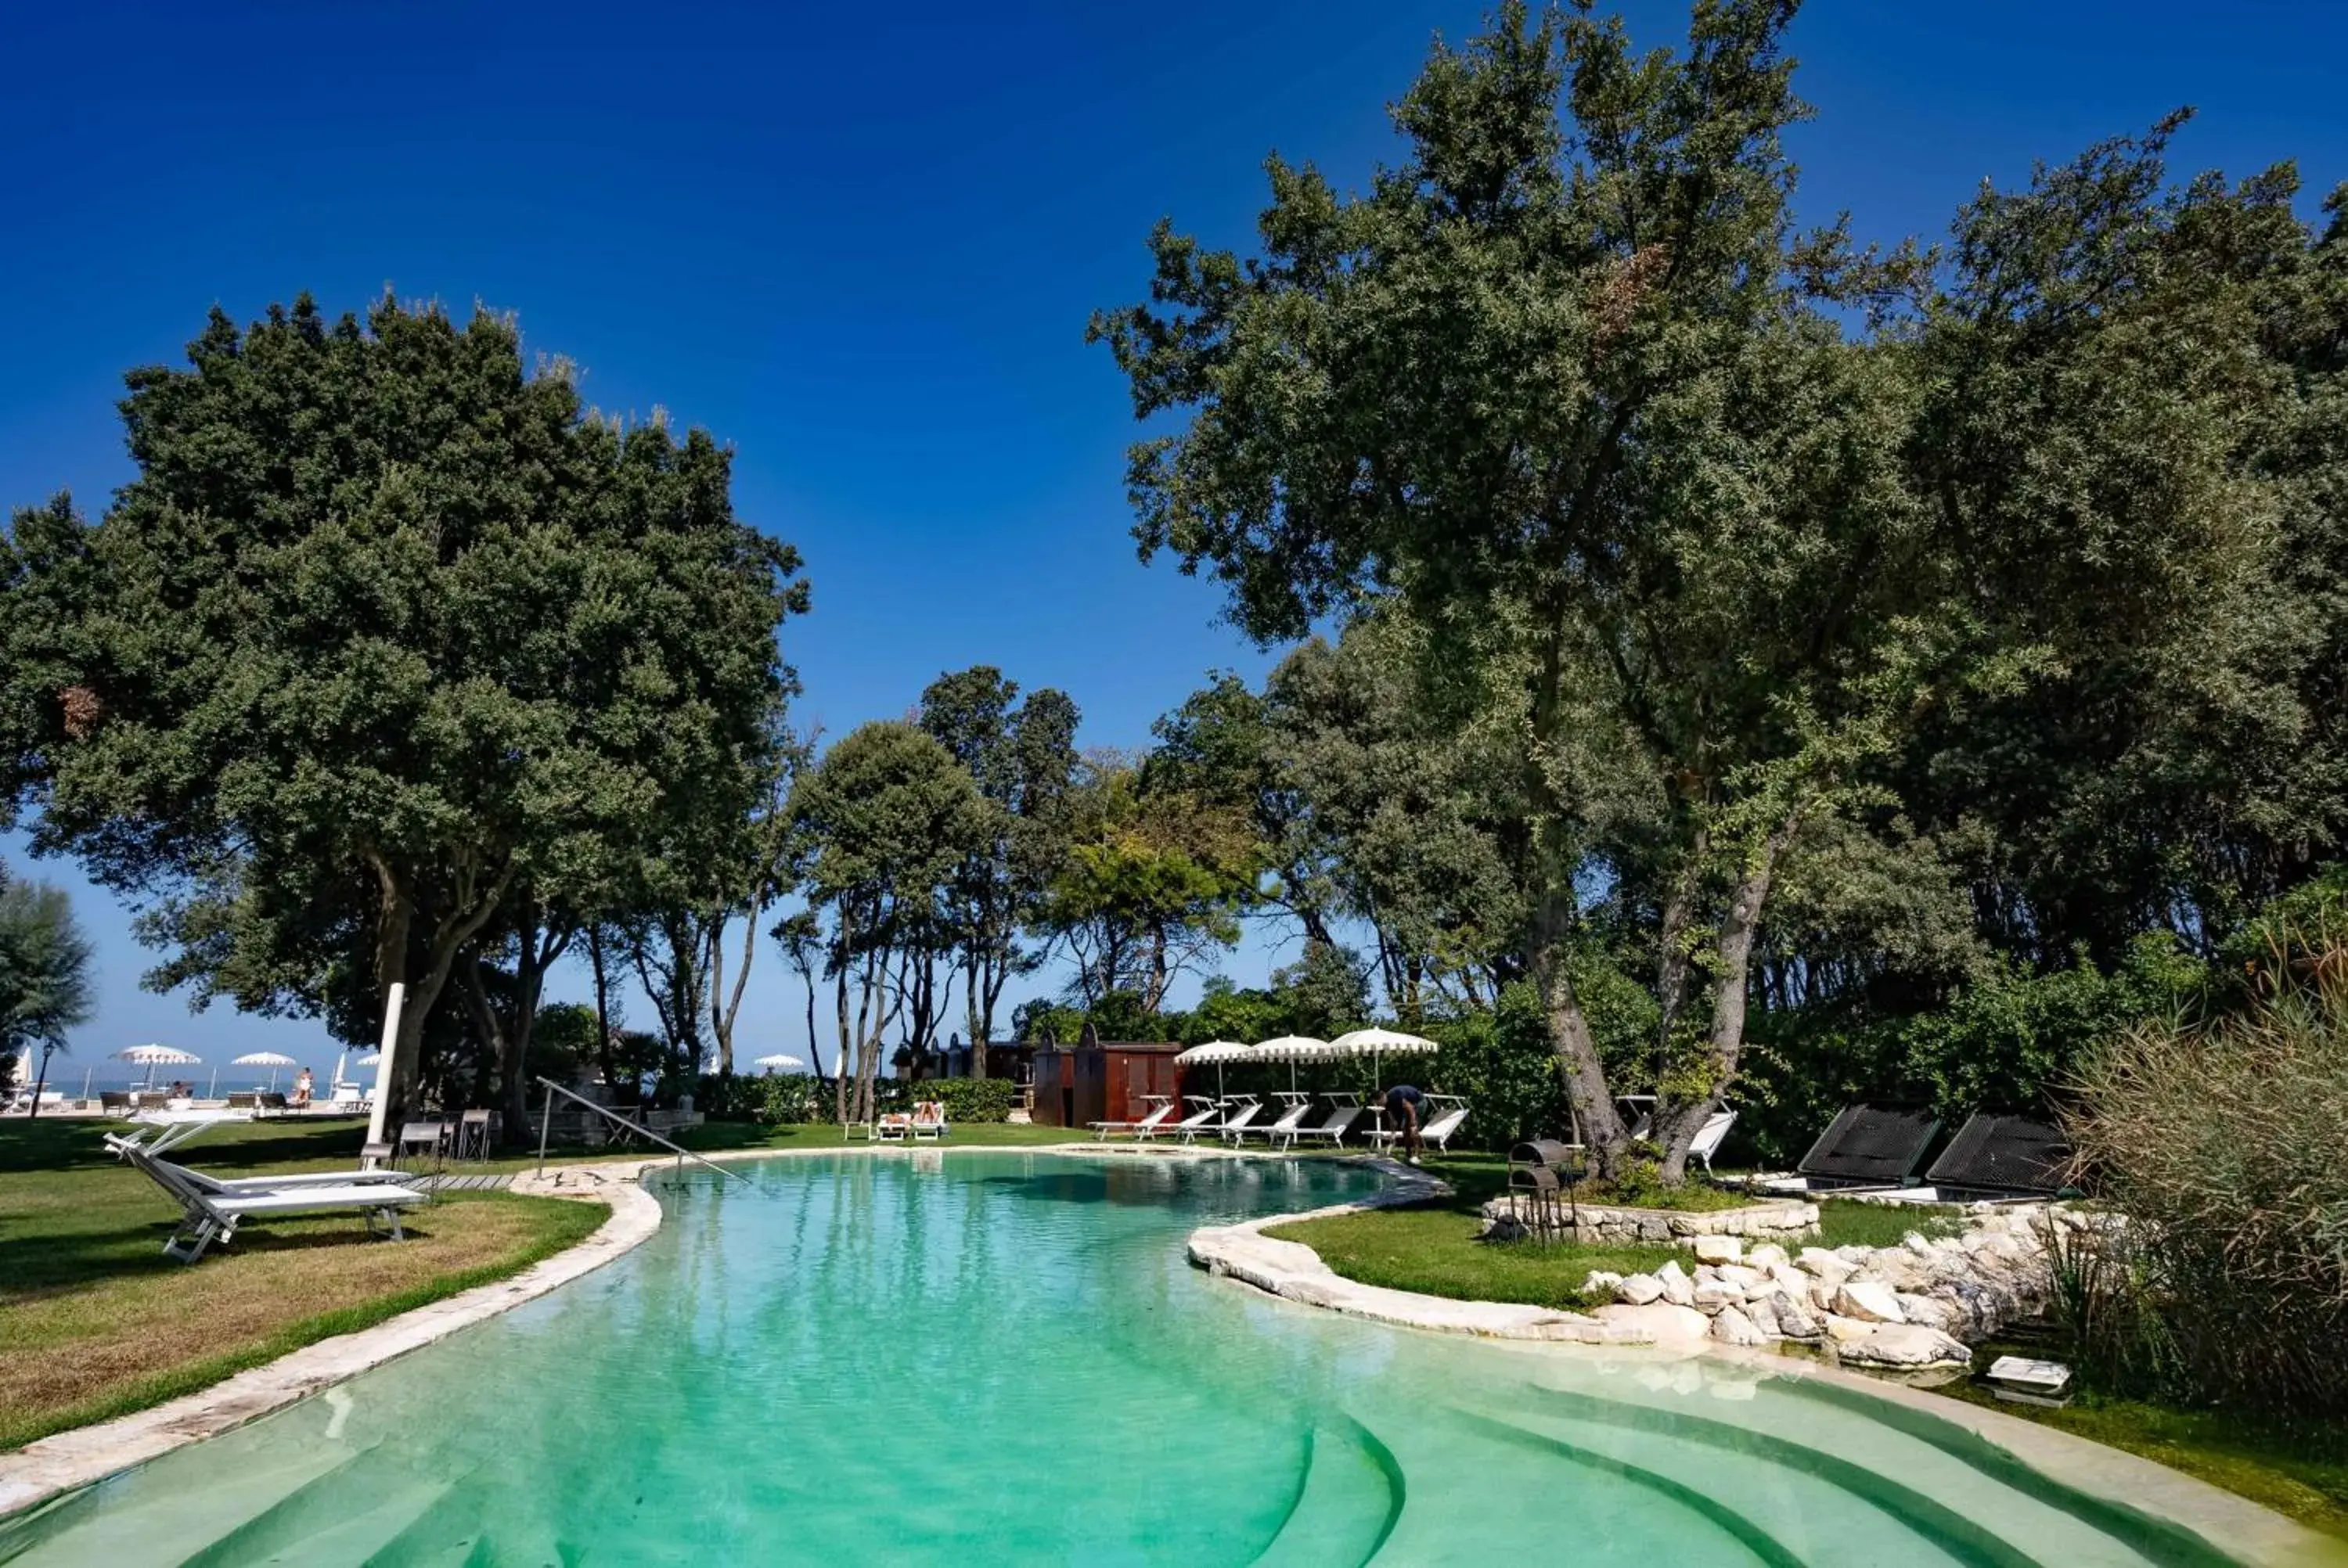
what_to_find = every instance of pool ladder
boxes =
[533,1076,751,1185]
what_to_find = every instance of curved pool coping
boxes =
[8,1142,2339,1568]
[1191,1182,2348,1568]
[0,1138,1238,1519]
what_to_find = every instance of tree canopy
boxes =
[0,292,805,1117]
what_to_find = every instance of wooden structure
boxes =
[1026,1032,1185,1130]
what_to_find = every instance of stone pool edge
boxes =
[1190,1192,2346,1568]
[0,1170,669,1520]
[0,1138,1305,1521]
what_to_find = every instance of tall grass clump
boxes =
[2064,935,2348,1418]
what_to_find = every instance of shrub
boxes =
[2064,940,2348,1417]
[751,1074,823,1125]
[911,1077,1016,1123]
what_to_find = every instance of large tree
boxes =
[0,293,805,1120]
[788,721,989,1123]
[0,861,95,1118]
[1094,2,1972,1178]
[917,666,1080,1069]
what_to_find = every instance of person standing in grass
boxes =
[293,1067,312,1109]
[1383,1084,1424,1163]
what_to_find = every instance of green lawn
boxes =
[1938,1354,2348,1540]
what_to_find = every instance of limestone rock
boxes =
[1713,1263,1763,1291]
[1768,1291,1822,1340]
[1835,1323,1972,1371]
[1711,1304,1769,1346]
[1833,1281,1907,1324]
[1795,1247,1854,1283]
[1691,1234,1743,1266]
[1594,1302,1711,1345]
[1656,1259,1696,1307]
[1615,1273,1664,1306]
[1746,1242,1789,1270]
[1895,1293,1957,1332]
[1692,1281,1740,1314]
[1582,1271,1623,1298]
[1823,1313,1878,1345]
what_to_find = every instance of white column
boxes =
[364,983,405,1153]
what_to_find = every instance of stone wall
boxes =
[1481,1194,1820,1246]
[1583,1205,2059,1376]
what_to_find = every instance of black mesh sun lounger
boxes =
[1923,1113,2072,1197]
[1793,1103,1942,1189]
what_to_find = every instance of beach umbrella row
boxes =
[1175,1028,1440,1101]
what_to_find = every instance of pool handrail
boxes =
[534,1077,752,1185]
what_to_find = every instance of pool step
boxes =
[1250,1419,1401,1568]
[0,1442,360,1568]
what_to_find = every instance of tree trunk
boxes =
[26,1044,53,1120]
[1656,817,1797,1182]
[589,924,617,1092]
[1530,822,1630,1177]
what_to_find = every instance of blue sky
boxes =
[4,0,2344,1076]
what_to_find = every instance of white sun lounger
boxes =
[104,1131,410,1195]
[111,1137,426,1263]
[1213,1095,1266,1145]
[1175,1097,1232,1145]
[1241,1094,1316,1149]
[1687,1109,1737,1174]
[1089,1096,1177,1140]
[1286,1095,1362,1149]
[1370,1095,1470,1155]
[910,1102,949,1141]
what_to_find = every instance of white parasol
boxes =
[1174,1039,1255,1102]
[1329,1027,1439,1117]
[113,1044,200,1090]
[752,1053,806,1074]
[232,1051,300,1091]
[1249,1034,1332,1095]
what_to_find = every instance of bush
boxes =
[751,1074,823,1124]
[911,1077,1016,1123]
[1741,934,2198,1166]
[2064,940,2348,1417]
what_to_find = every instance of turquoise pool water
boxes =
[2,1153,2246,1566]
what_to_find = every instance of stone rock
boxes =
[1711,1304,1769,1347]
[1835,1244,1873,1264]
[1594,1303,1712,1345]
[1582,1271,1624,1298]
[1896,1293,1957,1332]
[1860,1252,1924,1290]
[1833,1281,1907,1324]
[1691,1234,1743,1266]
[1766,1261,1810,1296]
[1768,1291,1822,1340]
[1903,1232,1939,1257]
[1615,1273,1664,1306]
[1807,1280,1839,1314]
[1746,1243,1789,1270]
[1656,1259,1696,1307]
[1835,1323,1972,1371]
[1692,1281,1740,1314]
[1795,1247,1854,1283]
[1713,1263,1763,1291]
[1823,1313,1878,1345]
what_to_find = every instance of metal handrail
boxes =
[533,1077,751,1185]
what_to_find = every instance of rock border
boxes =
[1190,1186,2344,1568]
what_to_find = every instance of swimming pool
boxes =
[0,1153,2278,1565]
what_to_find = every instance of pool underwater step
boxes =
[0,1441,358,1567]
[1482,1376,2234,1568]
[1250,1418,1403,1568]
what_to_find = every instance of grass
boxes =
[0,1111,1097,1451]
[1938,1350,2348,1540]
[1267,1153,1970,1311]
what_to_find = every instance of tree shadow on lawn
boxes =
[0,1209,464,1302]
